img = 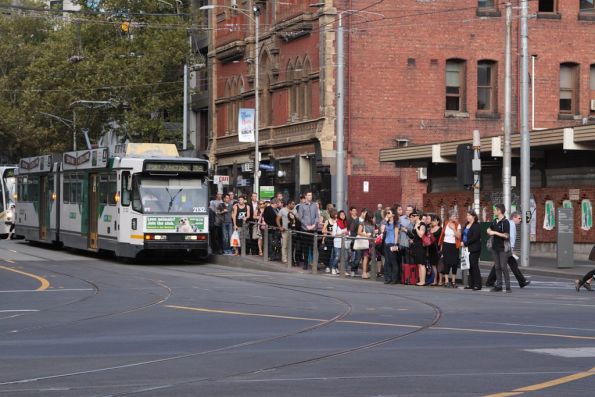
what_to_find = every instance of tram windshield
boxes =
[132,176,207,214]
[2,169,16,209]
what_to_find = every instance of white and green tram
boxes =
[15,144,210,259]
[0,166,17,238]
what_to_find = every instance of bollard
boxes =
[287,230,293,268]
[370,241,377,280]
[339,235,346,277]
[311,233,318,274]
[263,225,269,261]
[240,224,247,257]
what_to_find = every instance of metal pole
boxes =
[336,14,345,211]
[520,0,531,268]
[253,7,260,197]
[72,110,77,151]
[183,63,188,150]
[473,130,481,215]
[503,3,512,217]
[532,55,536,131]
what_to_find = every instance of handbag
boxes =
[353,236,369,250]
[486,235,494,250]
[230,230,240,248]
[422,232,436,247]
[252,224,261,240]
[460,247,470,270]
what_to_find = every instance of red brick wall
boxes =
[341,0,595,221]
[424,187,595,244]
[348,175,401,211]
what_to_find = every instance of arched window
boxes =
[292,58,302,121]
[286,60,295,120]
[225,79,233,134]
[232,77,239,133]
[301,57,312,119]
[259,51,272,126]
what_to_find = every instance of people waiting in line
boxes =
[209,192,543,294]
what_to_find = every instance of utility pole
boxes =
[472,130,481,216]
[520,0,531,267]
[503,3,512,217]
[183,63,188,150]
[253,6,260,197]
[336,13,345,211]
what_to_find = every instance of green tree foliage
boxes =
[0,0,190,160]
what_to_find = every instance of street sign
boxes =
[259,186,274,199]
[259,163,275,172]
[213,175,229,185]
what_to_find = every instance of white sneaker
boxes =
[351,271,356,277]
[345,272,351,277]
[331,268,337,275]
[325,267,331,273]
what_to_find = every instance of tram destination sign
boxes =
[144,162,207,173]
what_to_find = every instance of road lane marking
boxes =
[0,265,50,291]
[0,310,39,313]
[483,321,595,332]
[166,305,595,340]
[0,288,93,293]
[483,366,595,397]
[525,347,595,358]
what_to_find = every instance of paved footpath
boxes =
[1,239,594,397]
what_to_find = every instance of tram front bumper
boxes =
[143,233,208,250]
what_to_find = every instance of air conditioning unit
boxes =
[241,162,253,173]
[417,167,428,181]
[590,99,595,111]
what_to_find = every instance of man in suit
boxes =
[485,212,531,288]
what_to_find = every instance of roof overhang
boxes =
[379,124,595,166]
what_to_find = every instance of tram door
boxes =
[88,174,98,250]
[39,176,48,240]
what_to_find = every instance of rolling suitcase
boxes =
[401,264,419,285]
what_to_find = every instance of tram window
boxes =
[99,175,108,205]
[29,177,39,203]
[108,175,117,205]
[70,174,81,204]
[131,176,142,212]
[121,172,131,206]
[63,175,70,204]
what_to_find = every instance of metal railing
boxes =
[237,221,381,280]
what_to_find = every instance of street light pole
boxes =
[253,6,260,197]
[336,13,345,212]
[520,0,531,267]
[503,3,512,217]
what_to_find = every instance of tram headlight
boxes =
[51,192,57,201]
[185,235,198,240]
[114,192,120,204]
[145,234,167,240]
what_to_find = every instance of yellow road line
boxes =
[483,366,595,397]
[0,265,50,291]
[166,305,595,340]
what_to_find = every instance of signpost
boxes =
[557,207,574,269]
[259,186,275,200]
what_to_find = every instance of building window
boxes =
[446,59,466,112]
[478,0,495,8]
[559,63,579,115]
[580,0,594,12]
[590,64,595,114]
[225,79,232,134]
[538,0,556,12]
[477,61,497,113]
[301,57,311,119]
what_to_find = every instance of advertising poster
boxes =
[543,200,555,231]
[145,216,207,233]
[582,199,592,231]
[238,108,255,143]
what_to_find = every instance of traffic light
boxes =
[456,143,474,190]
[121,21,130,33]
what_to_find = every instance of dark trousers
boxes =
[297,231,314,267]
[268,229,281,261]
[210,225,223,254]
[487,254,526,286]
[384,244,399,282]
[467,251,482,289]
[580,269,595,284]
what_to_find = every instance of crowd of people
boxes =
[208,192,536,292]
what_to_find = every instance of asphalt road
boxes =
[1,239,594,397]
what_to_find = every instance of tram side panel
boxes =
[59,172,87,250]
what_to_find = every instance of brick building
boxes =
[205,0,595,252]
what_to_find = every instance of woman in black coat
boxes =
[462,210,482,290]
